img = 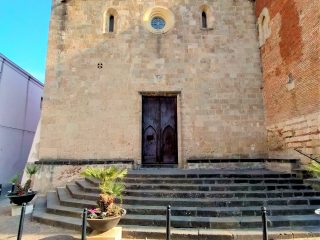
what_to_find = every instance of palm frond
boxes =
[100,181,125,196]
[81,166,127,182]
[81,166,127,203]
[26,164,39,178]
[10,174,20,184]
[307,160,320,178]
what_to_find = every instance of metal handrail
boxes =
[294,148,320,164]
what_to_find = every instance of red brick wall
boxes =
[256,0,320,125]
[256,0,320,155]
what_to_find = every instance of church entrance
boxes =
[142,96,178,165]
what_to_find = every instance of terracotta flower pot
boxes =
[7,191,37,205]
[87,209,126,232]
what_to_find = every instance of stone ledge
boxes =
[187,159,298,164]
[34,159,134,166]
[187,159,298,172]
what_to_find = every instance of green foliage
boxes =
[99,181,125,203]
[81,166,128,218]
[9,164,39,195]
[26,164,39,178]
[312,184,320,191]
[81,166,127,183]
[10,174,20,184]
[307,160,320,178]
[81,166,127,203]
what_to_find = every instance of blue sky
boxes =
[0,1,52,83]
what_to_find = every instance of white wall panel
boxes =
[0,126,23,184]
[0,55,43,185]
[20,131,35,170]
[0,63,28,129]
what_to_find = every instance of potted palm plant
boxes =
[306,160,320,215]
[81,166,127,232]
[7,164,39,205]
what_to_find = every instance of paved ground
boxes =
[0,197,78,240]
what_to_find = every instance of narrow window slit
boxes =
[202,11,207,28]
[109,15,114,32]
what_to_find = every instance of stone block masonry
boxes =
[267,112,320,156]
[39,0,267,166]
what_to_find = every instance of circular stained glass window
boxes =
[151,17,166,30]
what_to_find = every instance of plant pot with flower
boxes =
[81,166,128,233]
[306,159,320,215]
[7,164,39,205]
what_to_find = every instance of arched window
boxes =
[103,8,118,34]
[202,11,207,28]
[199,4,213,30]
[109,15,114,32]
[257,8,271,47]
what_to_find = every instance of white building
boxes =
[0,53,43,188]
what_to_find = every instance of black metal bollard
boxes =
[0,184,2,196]
[166,205,171,240]
[261,207,268,240]
[17,203,26,240]
[81,208,87,240]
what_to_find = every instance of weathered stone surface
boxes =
[256,0,320,155]
[33,163,132,193]
[40,0,266,165]
[266,112,320,156]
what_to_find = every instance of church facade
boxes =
[255,0,320,158]
[39,0,267,168]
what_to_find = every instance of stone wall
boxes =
[187,158,298,173]
[267,112,320,156]
[40,0,267,166]
[30,161,133,193]
[256,0,320,155]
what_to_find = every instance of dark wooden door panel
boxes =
[160,97,177,164]
[142,96,177,165]
[142,97,159,164]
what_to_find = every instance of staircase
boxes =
[33,168,320,239]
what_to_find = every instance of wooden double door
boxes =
[142,96,178,165]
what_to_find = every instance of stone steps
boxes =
[46,188,320,218]
[125,171,297,178]
[66,183,320,207]
[33,207,320,240]
[32,168,320,239]
[123,204,320,217]
[33,195,81,230]
[122,189,320,199]
[121,196,320,207]
[57,187,96,209]
[72,182,319,199]
[35,194,320,230]
[111,177,305,185]
[47,191,83,218]
[79,179,311,192]
[121,213,320,229]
